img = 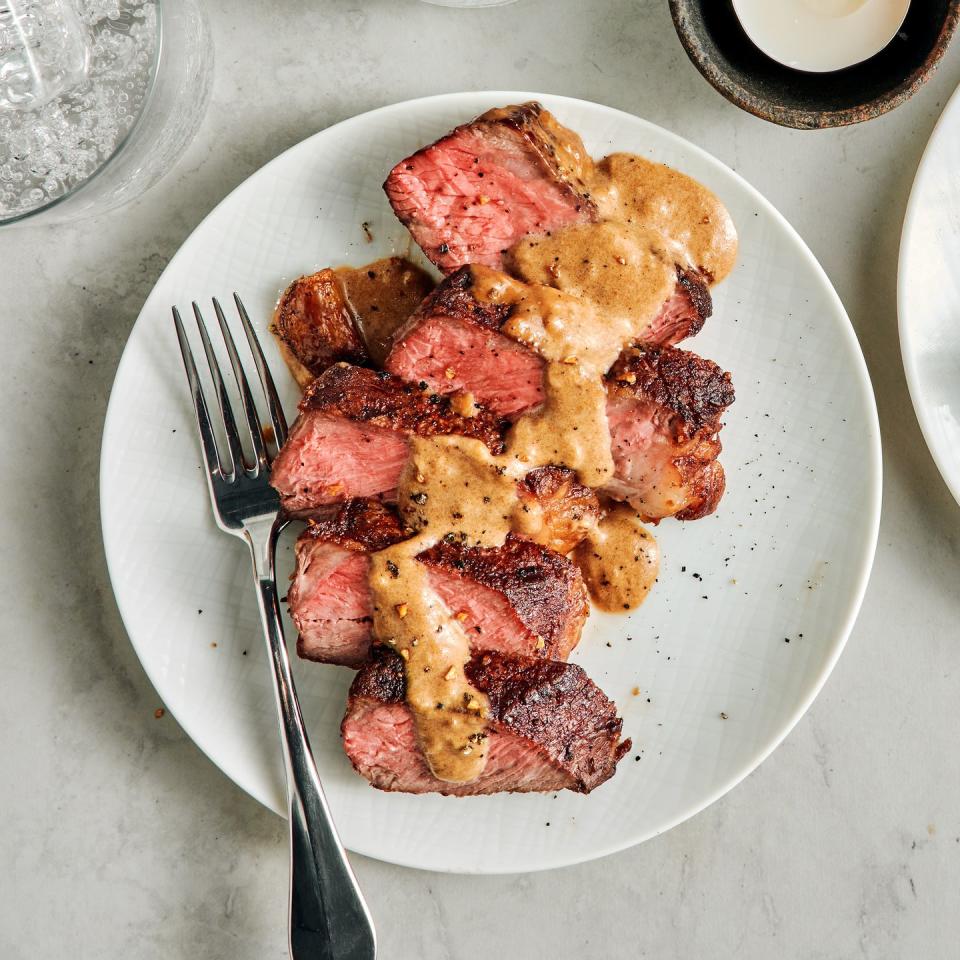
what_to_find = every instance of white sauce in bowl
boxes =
[732,0,911,73]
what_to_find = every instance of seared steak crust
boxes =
[348,643,407,701]
[516,465,600,554]
[659,266,713,342]
[271,270,370,387]
[300,499,408,553]
[393,265,514,341]
[417,533,588,660]
[475,102,597,199]
[465,652,631,792]
[607,346,734,434]
[300,363,505,453]
[672,459,726,522]
[344,647,630,794]
[605,345,733,521]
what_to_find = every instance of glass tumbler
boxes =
[0,0,212,227]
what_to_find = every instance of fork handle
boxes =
[249,523,377,960]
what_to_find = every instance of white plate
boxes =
[100,92,881,874]
[900,82,960,508]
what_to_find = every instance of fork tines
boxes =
[173,294,288,485]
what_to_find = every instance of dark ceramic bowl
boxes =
[669,0,960,129]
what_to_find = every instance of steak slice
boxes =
[342,647,631,795]
[288,500,407,667]
[289,543,374,667]
[384,265,712,418]
[385,265,542,417]
[271,258,435,387]
[516,465,600,555]
[418,533,588,662]
[384,102,597,274]
[271,269,370,389]
[289,502,588,667]
[604,346,735,521]
[270,364,504,515]
[645,266,713,346]
[298,497,408,553]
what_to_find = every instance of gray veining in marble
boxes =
[2,1,960,957]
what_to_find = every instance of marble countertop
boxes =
[2,1,960,956]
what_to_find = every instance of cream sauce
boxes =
[592,155,738,283]
[371,435,519,781]
[365,141,737,783]
[336,257,434,365]
[369,540,489,782]
[575,505,660,612]
[400,435,519,547]
[507,221,677,335]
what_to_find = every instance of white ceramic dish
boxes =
[100,91,881,874]
[899,81,960,509]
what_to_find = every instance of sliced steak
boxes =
[289,544,375,667]
[271,269,370,389]
[271,258,435,387]
[288,501,407,667]
[270,364,505,515]
[384,265,712,418]
[384,102,597,274]
[297,497,408,553]
[419,533,588,662]
[604,346,735,521]
[289,503,588,667]
[644,266,713,346]
[385,265,542,417]
[516,465,599,554]
[342,647,631,795]
[386,266,731,521]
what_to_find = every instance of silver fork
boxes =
[173,294,377,960]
